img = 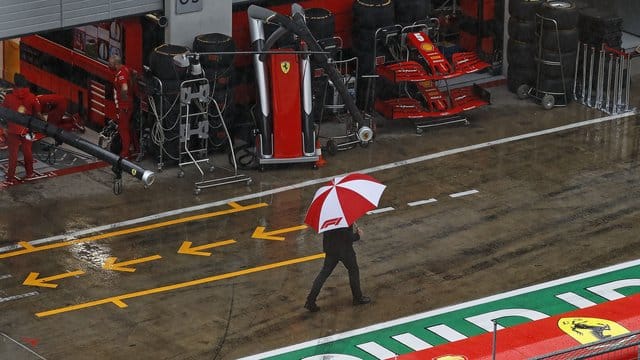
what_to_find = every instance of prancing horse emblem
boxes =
[280,61,291,74]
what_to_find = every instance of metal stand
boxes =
[415,115,468,134]
[574,41,636,114]
[520,14,569,109]
[194,97,252,194]
[177,77,211,186]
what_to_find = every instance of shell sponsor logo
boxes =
[432,355,467,360]
[280,61,291,74]
[421,43,435,52]
[558,317,630,344]
[17,105,26,114]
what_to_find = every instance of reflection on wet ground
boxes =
[0,84,640,359]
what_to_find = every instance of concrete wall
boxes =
[164,0,232,48]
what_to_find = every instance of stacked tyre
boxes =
[394,0,431,27]
[507,0,542,93]
[533,1,579,103]
[193,33,236,152]
[351,0,396,108]
[304,8,336,123]
[147,44,190,163]
[578,7,623,50]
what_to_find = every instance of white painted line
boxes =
[450,189,479,198]
[427,324,467,342]
[356,342,396,359]
[0,291,39,303]
[0,274,11,280]
[0,332,48,359]
[366,207,395,215]
[556,292,597,309]
[3,111,634,254]
[392,333,432,350]
[408,198,437,207]
[237,257,640,360]
[587,279,640,300]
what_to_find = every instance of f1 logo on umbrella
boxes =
[305,173,386,233]
[320,217,343,230]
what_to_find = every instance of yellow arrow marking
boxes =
[23,270,85,289]
[178,239,236,257]
[252,224,308,241]
[103,255,162,272]
[35,253,325,317]
[0,202,267,260]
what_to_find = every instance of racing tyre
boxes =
[507,65,535,93]
[537,49,577,78]
[538,77,574,97]
[149,44,190,81]
[509,0,543,21]
[538,1,579,30]
[507,39,536,69]
[305,8,335,40]
[352,0,395,30]
[508,17,536,43]
[540,27,579,52]
[193,33,236,70]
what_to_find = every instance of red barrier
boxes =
[397,294,640,360]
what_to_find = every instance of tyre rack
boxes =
[573,42,637,115]
[371,21,491,133]
[177,77,251,195]
[519,14,569,109]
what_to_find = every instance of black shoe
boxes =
[304,302,320,312]
[353,296,371,305]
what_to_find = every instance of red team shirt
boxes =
[114,66,133,109]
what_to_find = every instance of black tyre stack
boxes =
[578,7,623,50]
[394,0,431,27]
[147,44,190,162]
[193,33,236,152]
[507,0,542,93]
[351,0,396,108]
[534,1,579,99]
[305,8,336,123]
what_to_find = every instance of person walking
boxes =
[305,224,371,312]
[2,77,42,182]
[108,55,134,158]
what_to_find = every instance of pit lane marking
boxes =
[0,274,39,303]
[35,253,326,317]
[408,198,438,207]
[366,207,395,215]
[449,189,479,198]
[0,202,267,259]
[3,111,634,254]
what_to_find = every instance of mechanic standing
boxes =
[108,54,133,158]
[2,76,42,182]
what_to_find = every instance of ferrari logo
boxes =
[280,61,291,74]
[433,356,467,360]
[558,317,629,344]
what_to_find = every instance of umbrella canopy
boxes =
[305,173,386,233]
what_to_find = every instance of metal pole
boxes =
[604,53,613,113]
[587,47,595,106]
[595,46,605,109]
[625,55,632,111]
[617,55,625,110]
[492,319,498,360]
[581,43,588,103]
[573,41,581,100]
[613,56,621,114]
[0,108,155,187]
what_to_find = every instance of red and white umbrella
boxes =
[305,173,386,233]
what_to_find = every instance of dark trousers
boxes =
[307,251,362,304]
[117,106,132,157]
[6,133,33,179]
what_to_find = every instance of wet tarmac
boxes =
[1,82,640,359]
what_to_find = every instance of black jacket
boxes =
[322,225,360,257]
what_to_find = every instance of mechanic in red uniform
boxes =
[2,77,42,182]
[109,54,133,158]
[37,94,67,128]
